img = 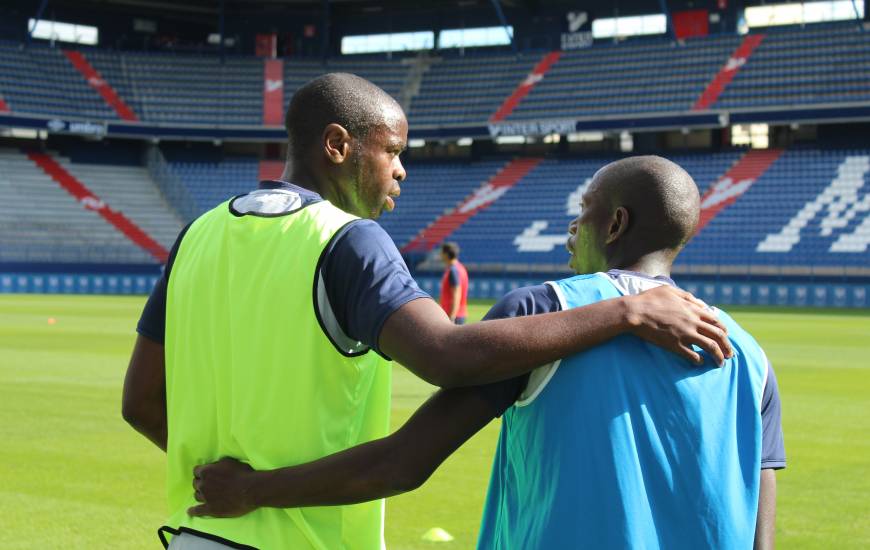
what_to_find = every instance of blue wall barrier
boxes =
[415,276,870,309]
[0,273,160,295]
[2,273,867,308]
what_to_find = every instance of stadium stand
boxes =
[87,50,263,126]
[163,153,260,214]
[507,35,743,121]
[1,22,867,126]
[0,148,181,264]
[409,52,541,127]
[58,157,182,251]
[403,157,544,252]
[0,40,115,120]
[715,23,870,109]
[2,144,867,303]
[143,148,869,275]
[1,17,868,305]
[388,158,530,249]
[445,152,742,268]
[63,50,139,121]
[284,57,410,109]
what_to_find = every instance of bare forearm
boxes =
[200,388,496,514]
[754,469,777,550]
[382,287,730,389]
[250,438,407,508]
[384,296,632,387]
[450,287,461,319]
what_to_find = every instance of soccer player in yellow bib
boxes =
[122,74,731,550]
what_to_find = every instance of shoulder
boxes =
[483,283,562,321]
[713,307,763,351]
[328,219,401,261]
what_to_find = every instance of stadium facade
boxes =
[0,0,868,307]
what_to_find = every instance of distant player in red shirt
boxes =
[439,242,469,325]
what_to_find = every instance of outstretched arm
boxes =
[381,285,731,388]
[188,386,498,517]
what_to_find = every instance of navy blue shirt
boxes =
[475,272,786,469]
[137,181,429,358]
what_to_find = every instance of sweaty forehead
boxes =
[374,109,408,146]
[382,106,407,135]
[360,125,406,154]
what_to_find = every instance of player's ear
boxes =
[322,123,351,164]
[605,206,629,245]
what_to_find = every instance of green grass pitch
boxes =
[1,294,868,549]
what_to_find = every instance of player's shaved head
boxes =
[568,155,700,275]
[592,155,700,255]
[285,73,404,161]
[590,155,701,264]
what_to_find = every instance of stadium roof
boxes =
[26,0,584,17]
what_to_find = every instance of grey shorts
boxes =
[166,531,245,550]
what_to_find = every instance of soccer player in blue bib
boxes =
[187,156,784,549]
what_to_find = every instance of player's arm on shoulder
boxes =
[380,283,732,388]
[756,361,785,549]
[122,334,167,452]
[188,386,499,517]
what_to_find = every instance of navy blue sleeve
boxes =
[136,222,193,344]
[448,265,459,287]
[321,219,430,359]
[473,284,564,417]
[761,362,786,469]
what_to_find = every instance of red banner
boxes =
[403,158,543,252]
[258,160,284,181]
[490,51,562,123]
[263,59,284,126]
[256,33,277,58]
[673,10,709,40]
[693,34,765,110]
[696,149,783,233]
[28,151,168,262]
[0,96,9,112]
[63,50,138,121]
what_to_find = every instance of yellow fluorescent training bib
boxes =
[163,197,391,549]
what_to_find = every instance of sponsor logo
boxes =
[560,31,593,50]
[724,56,746,72]
[700,177,755,210]
[521,73,544,86]
[80,196,106,211]
[265,79,283,92]
[69,121,106,136]
[567,11,588,32]
[47,119,66,132]
[46,119,106,137]
[489,118,577,137]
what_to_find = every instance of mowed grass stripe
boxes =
[0,295,867,549]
